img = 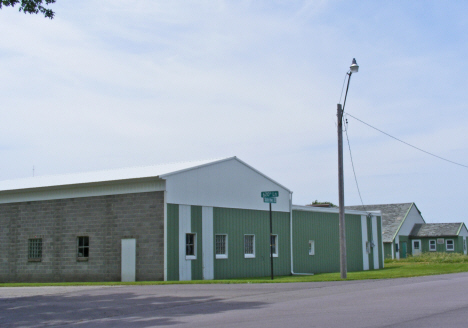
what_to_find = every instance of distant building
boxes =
[347,203,468,258]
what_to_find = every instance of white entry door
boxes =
[412,240,422,256]
[121,239,136,282]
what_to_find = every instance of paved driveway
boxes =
[1,273,468,327]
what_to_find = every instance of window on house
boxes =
[186,233,196,259]
[437,238,444,244]
[244,235,255,258]
[395,243,399,252]
[446,239,454,251]
[215,234,228,259]
[77,236,89,258]
[413,241,420,250]
[309,240,315,255]
[270,235,278,257]
[28,238,42,260]
[429,240,436,251]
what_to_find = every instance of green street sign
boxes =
[261,191,279,198]
[263,197,277,203]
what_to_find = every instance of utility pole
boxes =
[337,58,359,280]
[337,103,347,279]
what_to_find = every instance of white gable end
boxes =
[397,205,425,237]
[163,158,291,212]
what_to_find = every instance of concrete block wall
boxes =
[0,191,164,283]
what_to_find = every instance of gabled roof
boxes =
[346,203,415,243]
[410,223,464,237]
[0,157,231,192]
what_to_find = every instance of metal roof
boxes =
[0,157,233,192]
[346,203,415,243]
[410,223,463,237]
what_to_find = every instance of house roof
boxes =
[0,157,232,192]
[410,223,463,237]
[345,203,415,243]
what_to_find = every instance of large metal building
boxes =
[0,157,383,283]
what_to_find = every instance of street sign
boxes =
[261,191,279,198]
[263,197,277,203]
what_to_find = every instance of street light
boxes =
[337,58,359,279]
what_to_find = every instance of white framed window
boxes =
[429,240,436,251]
[308,240,315,255]
[270,235,278,257]
[446,239,454,251]
[28,238,42,261]
[244,235,255,258]
[215,234,228,259]
[186,233,197,260]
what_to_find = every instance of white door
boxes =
[121,239,136,282]
[412,240,422,256]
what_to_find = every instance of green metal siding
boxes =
[292,211,363,274]
[191,206,203,280]
[377,217,384,268]
[166,204,179,281]
[384,243,392,259]
[367,216,373,269]
[213,207,290,279]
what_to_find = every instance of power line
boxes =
[344,120,365,207]
[345,112,468,169]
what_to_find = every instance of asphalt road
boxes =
[1,273,468,327]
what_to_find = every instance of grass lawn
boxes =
[2,253,468,287]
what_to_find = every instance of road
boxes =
[1,273,468,327]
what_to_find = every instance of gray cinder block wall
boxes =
[0,191,164,283]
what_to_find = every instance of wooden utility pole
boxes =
[337,103,347,279]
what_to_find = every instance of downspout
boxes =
[290,191,314,276]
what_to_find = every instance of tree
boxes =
[307,200,338,208]
[0,0,56,19]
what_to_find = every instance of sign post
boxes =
[261,191,278,280]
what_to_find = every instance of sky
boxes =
[1,1,468,225]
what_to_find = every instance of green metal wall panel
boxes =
[384,243,392,259]
[367,216,374,269]
[166,204,179,281]
[377,217,384,268]
[213,207,290,279]
[191,206,203,280]
[412,237,463,254]
[292,210,363,274]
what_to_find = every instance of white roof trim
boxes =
[292,204,381,216]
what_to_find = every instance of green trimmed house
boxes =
[408,223,468,255]
[0,157,383,283]
[346,203,424,259]
[347,203,468,258]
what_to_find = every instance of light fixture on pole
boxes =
[337,58,359,279]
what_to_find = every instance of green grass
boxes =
[2,253,468,287]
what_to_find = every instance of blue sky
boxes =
[1,1,467,224]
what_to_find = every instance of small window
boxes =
[77,236,89,258]
[308,240,315,256]
[395,243,399,252]
[437,238,444,244]
[244,235,255,258]
[270,235,278,257]
[413,241,420,250]
[186,233,196,259]
[28,238,42,260]
[429,240,436,252]
[464,239,466,252]
[215,234,228,259]
[446,239,454,251]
